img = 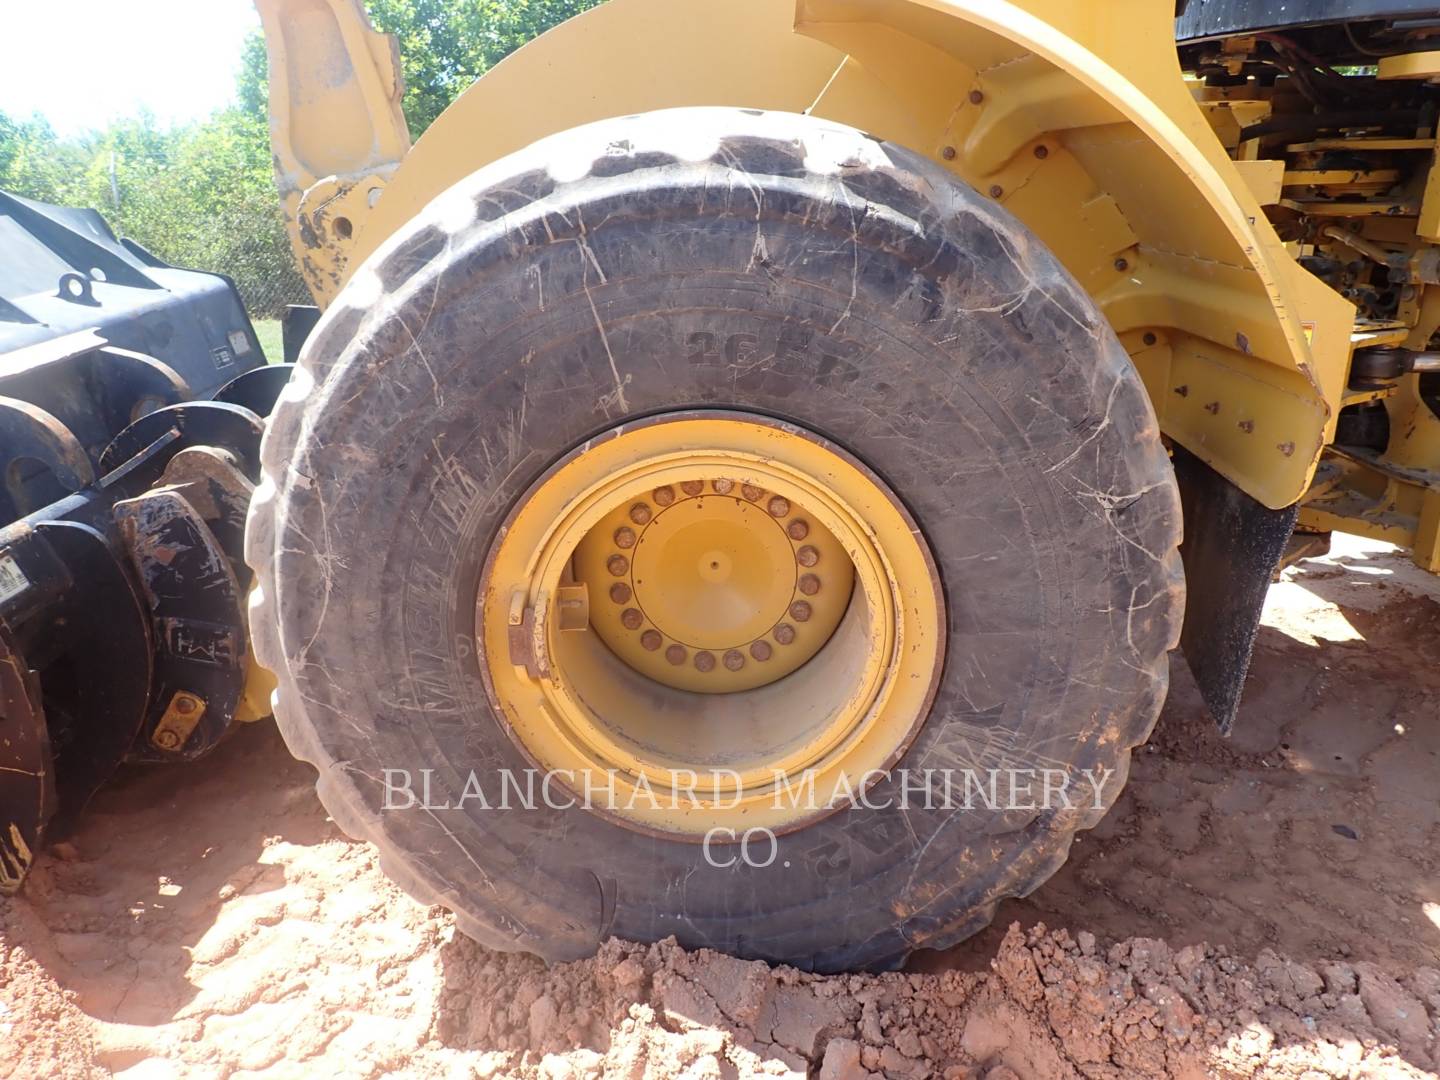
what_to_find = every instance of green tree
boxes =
[236,30,270,122]
[0,114,89,206]
[237,0,606,138]
[0,105,306,318]
[2,1,605,317]
[90,109,305,317]
[369,0,605,136]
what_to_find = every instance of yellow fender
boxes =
[263,0,1357,509]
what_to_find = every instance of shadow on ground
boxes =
[915,541,1440,976]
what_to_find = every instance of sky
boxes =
[0,0,262,136]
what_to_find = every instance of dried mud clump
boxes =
[435,923,1439,1079]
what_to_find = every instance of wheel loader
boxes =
[3,0,1439,972]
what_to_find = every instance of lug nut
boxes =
[653,486,675,507]
[666,644,687,665]
[750,640,772,661]
[629,503,652,525]
[798,573,821,596]
[741,484,763,502]
[787,520,809,541]
[723,649,745,671]
[774,623,796,645]
[712,478,734,495]
[767,496,790,517]
[640,629,662,651]
[610,582,632,604]
[614,526,636,549]
[694,650,716,672]
[681,480,705,497]
[790,600,812,622]
[607,554,629,576]
[796,545,819,567]
[621,608,644,630]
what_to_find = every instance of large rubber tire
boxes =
[247,108,1184,973]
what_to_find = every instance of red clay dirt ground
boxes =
[2,535,1439,1079]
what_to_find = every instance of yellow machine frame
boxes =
[256,0,1440,571]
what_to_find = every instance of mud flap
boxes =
[1173,446,1299,733]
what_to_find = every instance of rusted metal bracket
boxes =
[506,591,553,680]
[150,690,208,753]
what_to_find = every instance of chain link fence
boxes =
[141,204,312,322]
[221,222,313,321]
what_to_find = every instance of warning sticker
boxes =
[229,329,253,357]
[0,554,30,605]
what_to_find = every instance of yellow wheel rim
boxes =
[477,411,944,836]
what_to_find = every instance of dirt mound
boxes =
[0,908,101,1080]
[431,925,1437,1079]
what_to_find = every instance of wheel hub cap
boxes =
[573,478,853,692]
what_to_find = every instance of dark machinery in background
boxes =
[0,191,294,890]
[1175,2,1440,574]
